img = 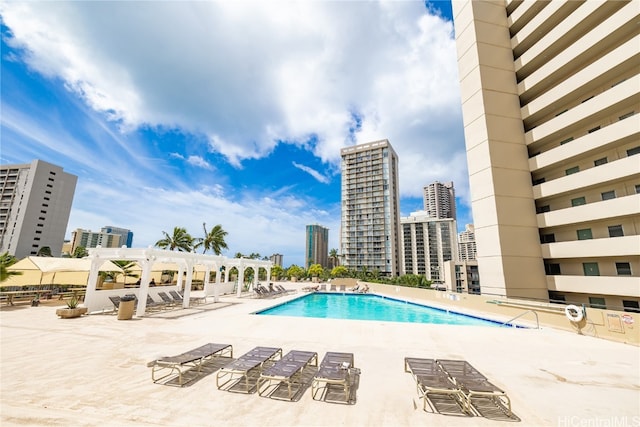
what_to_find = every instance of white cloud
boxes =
[0,0,466,198]
[292,161,330,184]
[186,155,212,170]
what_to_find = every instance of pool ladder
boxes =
[501,309,540,329]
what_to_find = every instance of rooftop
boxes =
[1,283,638,426]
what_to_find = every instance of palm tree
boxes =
[0,252,21,282]
[155,227,193,252]
[36,246,52,257]
[194,223,229,255]
[72,246,88,258]
[112,260,139,284]
[329,248,339,268]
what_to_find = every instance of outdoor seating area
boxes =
[148,343,233,386]
[405,357,513,419]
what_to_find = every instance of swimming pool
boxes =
[256,292,515,327]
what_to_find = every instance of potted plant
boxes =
[31,294,40,307]
[55,296,88,318]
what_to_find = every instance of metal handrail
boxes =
[502,309,540,329]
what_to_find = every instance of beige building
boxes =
[458,223,477,261]
[400,211,458,283]
[340,139,402,277]
[443,259,480,295]
[452,1,639,311]
[70,228,121,254]
[0,160,77,258]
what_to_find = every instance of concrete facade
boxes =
[400,211,458,283]
[0,159,77,258]
[340,139,402,276]
[70,228,122,253]
[458,223,477,261]
[452,0,640,311]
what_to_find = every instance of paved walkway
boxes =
[1,288,638,426]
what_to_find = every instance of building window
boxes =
[608,225,624,237]
[565,166,580,175]
[594,157,607,166]
[583,263,600,276]
[545,263,561,275]
[571,197,586,207]
[619,111,635,120]
[589,297,606,309]
[559,137,574,145]
[548,292,566,303]
[540,233,556,243]
[601,191,616,200]
[587,126,600,133]
[536,205,551,214]
[577,229,593,240]
[615,262,632,276]
[622,300,640,313]
[627,146,640,156]
[636,184,640,194]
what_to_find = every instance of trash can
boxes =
[117,295,136,320]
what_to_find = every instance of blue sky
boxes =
[0,1,470,267]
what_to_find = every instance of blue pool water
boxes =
[256,293,512,327]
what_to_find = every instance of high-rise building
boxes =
[423,181,456,220]
[70,228,121,253]
[340,139,402,276]
[458,223,477,261]
[0,159,77,258]
[443,260,481,295]
[400,211,458,283]
[305,224,329,269]
[452,1,639,311]
[270,253,283,267]
[101,226,133,247]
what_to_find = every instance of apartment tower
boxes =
[452,1,639,310]
[0,159,77,258]
[423,181,456,219]
[400,211,458,283]
[305,224,329,269]
[458,223,477,261]
[340,139,402,276]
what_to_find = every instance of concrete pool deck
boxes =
[1,286,639,426]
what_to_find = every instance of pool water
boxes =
[256,292,513,327]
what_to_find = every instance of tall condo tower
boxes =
[305,224,329,269]
[423,181,456,219]
[0,159,77,258]
[340,139,402,277]
[452,1,639,311]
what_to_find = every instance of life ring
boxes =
[565,305,584,322]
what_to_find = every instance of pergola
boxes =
[85,247,272,316]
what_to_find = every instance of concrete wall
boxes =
[363,281,639,346]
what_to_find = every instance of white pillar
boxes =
[182,262,193,308]
[236,262,244,297]
[176,267,185,291]
[203,266,211,296]
[84,257,102,313]
[136,259,152,317]
[214,264,221,303]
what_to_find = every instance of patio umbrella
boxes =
[3,257,123,286]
